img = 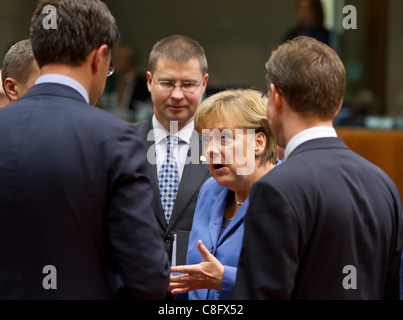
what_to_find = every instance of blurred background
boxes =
[1,0,403,195]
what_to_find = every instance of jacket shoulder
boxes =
[132,118,152,139]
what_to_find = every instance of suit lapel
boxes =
[216,197,249,248]
[209,187,229,250]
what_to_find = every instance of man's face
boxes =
[147,57,208,131]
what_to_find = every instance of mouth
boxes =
[168,105,186,110]
[212,164,227,173]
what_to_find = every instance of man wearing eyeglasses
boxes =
[0,0,170,300]
[133,35,211,279]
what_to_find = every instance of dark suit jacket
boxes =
[133,118,210,259]
[0,83,170,300]
[235,138,403,300]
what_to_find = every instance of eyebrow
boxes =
[155,75,200,82]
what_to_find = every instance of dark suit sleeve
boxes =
[107,124,170,300]
[235,181,299,300]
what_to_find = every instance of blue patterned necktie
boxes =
[158,135,179,224]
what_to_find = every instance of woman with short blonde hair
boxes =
[169,89,280,300]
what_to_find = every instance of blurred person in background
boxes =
[284,0,330,45]
[99,42,152,122]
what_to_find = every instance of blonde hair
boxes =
[194,89,278,165]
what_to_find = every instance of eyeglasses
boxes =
[107,57,115,77]
[151,74,205,93]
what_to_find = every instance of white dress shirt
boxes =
[152,115,194,181]
[35,74,90,104]
[284,126,338,161]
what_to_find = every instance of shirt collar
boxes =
[284,126,338,161]
[35,74,90,104]
[152,115,194,144]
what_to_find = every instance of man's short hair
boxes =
[266,36,346,120]
[30,0,120,68]
[148,35,208,75]
[1,39,36,97]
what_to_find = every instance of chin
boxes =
[213,176,234,189]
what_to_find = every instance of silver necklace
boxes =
[233,194,243,206]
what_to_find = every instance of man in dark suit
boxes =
[235,36,403,300]
[133,35,211,263]
[0,0,169,300]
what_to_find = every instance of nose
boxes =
[170,85,185,100]
[206,138,222,164]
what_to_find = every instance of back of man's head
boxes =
[2,40,36,97]
[266,36,346,120]
[30,0,120,68]
[148,35,208,76]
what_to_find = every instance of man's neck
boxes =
[283,113,334,147]
[41,64,91,99]
[154,114,194,133]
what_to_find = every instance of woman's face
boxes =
[201,119,257,191]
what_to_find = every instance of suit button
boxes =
[210,246,214,254]
[165,235,171,243]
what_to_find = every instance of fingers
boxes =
[170,274,186,283]
[197,239,212,261]
[171,287,192,295]
[168,279,188,292]
[171,265,196,274]
[170,273,200,283]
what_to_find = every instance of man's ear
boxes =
[270,83,283,114]
[4,78,17,102]
[201,73,209,93]
[146,71,153,93]
[92,44,109,76]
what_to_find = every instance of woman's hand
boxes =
[168,240,225,295]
